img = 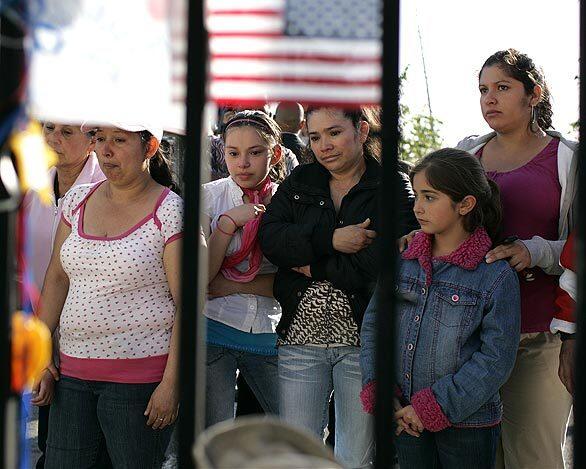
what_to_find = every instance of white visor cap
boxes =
[81,121,163,143]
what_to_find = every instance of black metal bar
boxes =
[375,0,400,467]
[0,3,25,467]
[178,0,206,467]
[573,3,585,467]
[0,207,9,469]
[0,211,16,469]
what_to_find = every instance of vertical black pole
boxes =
[573,3,585,467]
[0,197,9,469]
[179,0,206,467]
[0,3,25,467]
[375,0,400,467]
[0,212,16,469]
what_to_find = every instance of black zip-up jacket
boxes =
[259,156,417,338]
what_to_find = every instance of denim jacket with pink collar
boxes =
[360,228,520,431]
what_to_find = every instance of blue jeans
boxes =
[278,345,374,469]
[205,345,279,427]
[45,376,173,469]
[395,425,500,469]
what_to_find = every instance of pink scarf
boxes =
[221,177,273,282]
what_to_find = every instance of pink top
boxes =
[58,181,184,383]
[21,155,105,310]
[480,138,561,333]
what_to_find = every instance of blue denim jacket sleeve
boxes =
[359,284,379,388]
[425,267,521,425]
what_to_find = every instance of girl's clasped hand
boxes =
[394,402,424,437]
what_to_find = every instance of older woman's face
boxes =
[43,122,93,167]
[307,108,367,174]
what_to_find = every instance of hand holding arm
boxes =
[332,218,377,254]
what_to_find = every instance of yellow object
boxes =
[11,311,52,393]
[9,120,57,205]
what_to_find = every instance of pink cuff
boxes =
[411,387,451,432]
[360,381,376,414]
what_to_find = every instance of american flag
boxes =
[206,0,382,106]
[170,0,188,106]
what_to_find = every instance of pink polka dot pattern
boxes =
[58,183,184,379]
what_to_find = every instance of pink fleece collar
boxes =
[402,228,492,286]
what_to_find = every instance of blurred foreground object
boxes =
[10,311,51,393]
[193,416,342,468]
[29,0,186,133]
[9,120,56,204]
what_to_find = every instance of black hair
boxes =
[139,131,179,194]
[410,148,502,242]
[480,49,553,131]
[397,159,413,176]
[222,110,286,183]
[304,106,381,163]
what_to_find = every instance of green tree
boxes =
[570,75,578,135]
[398,69,443,165]
[399,114,443,164]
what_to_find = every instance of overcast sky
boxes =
[399,0,580,145]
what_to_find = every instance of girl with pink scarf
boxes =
[201,110,285,427]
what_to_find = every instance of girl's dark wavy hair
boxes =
[410,148,503,242]
[222,110,286,183]
[303,106,382,163]
[480,49,553,131]
[139,131,179,195]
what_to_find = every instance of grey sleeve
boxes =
[520,236,565,275]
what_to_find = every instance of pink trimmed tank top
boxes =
[479,138,561,333]
[57,181,184,383]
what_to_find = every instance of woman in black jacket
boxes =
[259,106,416,468]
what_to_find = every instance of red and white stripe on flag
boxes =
[206,0,382,106]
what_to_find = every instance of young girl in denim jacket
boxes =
[360,148,521,468]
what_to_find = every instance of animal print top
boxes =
[279,281,360,346]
